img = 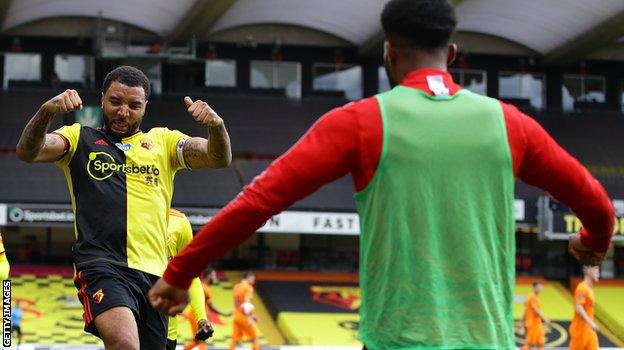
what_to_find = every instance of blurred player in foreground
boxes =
[230,271,259,350]
[150,0,614,348]
[521,281,550,350]
[167,209,214,350]
[569,266,600,350]
[182,267,231,350]
[0,231,9,280]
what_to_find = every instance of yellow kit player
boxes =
[0,231,9,279]
[167,209,213,350]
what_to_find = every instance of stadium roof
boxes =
[2,0,624,63]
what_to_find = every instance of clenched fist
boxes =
[568,233,606,266]
[195,319,214,341]
[184,96,223,128]
[43,89,83,114]
[148,278,189,316]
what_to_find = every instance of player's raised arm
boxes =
[181,96,231,169]
[16,89,83,163]
[149,104,362,314]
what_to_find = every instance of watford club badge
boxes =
[140,139,153,150]
[93,289,105,304]
[310,286,360,311]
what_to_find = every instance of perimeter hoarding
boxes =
[538,196,624,242]
[0,199,527,235]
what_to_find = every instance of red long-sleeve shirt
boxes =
[164,68,614,289]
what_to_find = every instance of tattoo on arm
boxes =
[206,124,232,168]
[182,124,231,169]
[41,134,65,159]
[16,108,57,162]
[183,139,207,169]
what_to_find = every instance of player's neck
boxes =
[401,60,447,78]
[394,49,448,83]
[584,277,594,287]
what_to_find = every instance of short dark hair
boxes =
[381,0,457,49]
[243,270,254,279]
[532,281,542,287]
[102,65,151,99]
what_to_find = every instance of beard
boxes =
[103,116,142,140]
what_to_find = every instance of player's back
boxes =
[356,87,517,348]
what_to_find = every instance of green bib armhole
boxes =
[493,99,514,183]
[354,93,390,199]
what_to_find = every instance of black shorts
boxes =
[74,262,167,349]
[166,338,177,350]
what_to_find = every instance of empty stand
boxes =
[4,88,624,208]
[171,166,241,207]
[142,93,345,155]
[237,159,356,211]
[0,153,69,202]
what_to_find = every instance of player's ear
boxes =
[385,41,397,66]
[447,43,457,66]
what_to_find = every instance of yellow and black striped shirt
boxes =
[54,123,188,276]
